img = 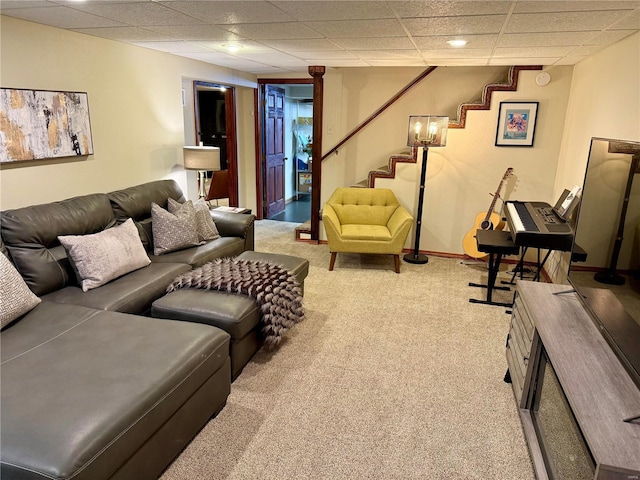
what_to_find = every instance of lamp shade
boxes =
[183,146,221,171]
[407,116,449,147]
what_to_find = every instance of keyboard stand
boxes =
[469,230,519,307]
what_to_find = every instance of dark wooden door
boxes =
[265,85,286,218]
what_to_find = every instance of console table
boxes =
[506,281,640,479]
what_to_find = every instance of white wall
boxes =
[0,16,257,210]
[548,32,640,282]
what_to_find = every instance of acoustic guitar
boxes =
[462,167,514,259]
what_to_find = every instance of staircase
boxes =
[294,65,541,240]
[356,65,541,189]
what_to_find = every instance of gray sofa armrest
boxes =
[209,211,255,252]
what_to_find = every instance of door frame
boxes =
[255,78,313,220]
[193,81,239,206]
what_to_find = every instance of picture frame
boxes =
[0,88,94,163]
[495,101,539,147]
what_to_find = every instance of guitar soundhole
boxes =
[481,220,493,230]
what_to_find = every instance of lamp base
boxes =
[594,270,625,285]
[403,253,429,264]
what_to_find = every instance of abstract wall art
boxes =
[0,88,94,162]
[495,101,539,147]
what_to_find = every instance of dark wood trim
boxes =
[192,81,238,205]
[224,87,239,206]
[253,87,264,219]
[254,78,315,221]
[309,66,325,242]
[368,148,418,187]
[322,66,437,161]
[450,65,543,129]
[258,78,313,85]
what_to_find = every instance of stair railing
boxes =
[321,66,438,161]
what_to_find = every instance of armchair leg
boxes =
[329,252,337,271]
[394,255,400,273]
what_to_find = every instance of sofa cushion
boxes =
[0,193,116,296]
[168,198,220,243]
[0,300,230,480]
[42,262,191,314]
[149,236,246,268]
[151,201,200,255]
[108,179,185,223]
[58,219,151,292]
[0,253,41,329]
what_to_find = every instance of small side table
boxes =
[469,229,520,307]
[210,206,252,215]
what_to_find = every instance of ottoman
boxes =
[237,250,309,294]
[152,251,309,379]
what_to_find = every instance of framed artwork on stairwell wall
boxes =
[0,88,94,163]
[495,101,539,147]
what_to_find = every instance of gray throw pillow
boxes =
[151,201,200,255]
[168,198,220,242]
[58,218,151,292]
[0,253,41,329]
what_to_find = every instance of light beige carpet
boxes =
[161,220,534,480]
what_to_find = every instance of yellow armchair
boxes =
[322,187,414,273]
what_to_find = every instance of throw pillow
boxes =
[151,201,200,255]
[168,198,220,242]
[0,253,41,328]
[58,218,151,292]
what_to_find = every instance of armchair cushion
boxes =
[322,187,413,255]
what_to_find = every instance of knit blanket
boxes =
[167,258,304,346]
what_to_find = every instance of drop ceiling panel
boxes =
[70,2,204,26]
[493,45,575,57]
[158,0,297,24]
[356,50,422,59]
[498,31,596,47]
[2,6,124,29]
[0,1,637,72]
[332,37,416,50]
[132,41,216,54]
[71,26,174,42]
[413,34,498,49]
[421,48,493,58]
[273,1,395,21]
[306,19,406,38]
[513,1,640,13]
[612,10,640,29]
[224,22,323,40]
[390,1,512,17]
[403,15,507,36]
[506,10,633,32]
[143,24,243,41]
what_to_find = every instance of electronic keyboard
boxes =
[505,201,574,251]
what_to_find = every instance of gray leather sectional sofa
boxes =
[0,180,255,480]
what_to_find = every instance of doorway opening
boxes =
[257,80,314,224]
[193,81,239,206]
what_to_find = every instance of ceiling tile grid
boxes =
[0,0,637,74]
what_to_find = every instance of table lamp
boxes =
[403,115,448,264]
[183,146,221,199]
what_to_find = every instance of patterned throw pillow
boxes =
[58,218,151,292]
[0,252,41,329]
[168,198,220,242]
[151,201,200,255]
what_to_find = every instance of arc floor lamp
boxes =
[403,115,448,265]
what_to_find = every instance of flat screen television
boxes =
[567,137,640,390]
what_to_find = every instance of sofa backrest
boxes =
[327,187,401,226]
[108,180,185,251]
[1,194,115,296]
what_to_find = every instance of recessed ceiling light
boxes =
[447,39,467,48]
[222,44,242,53]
